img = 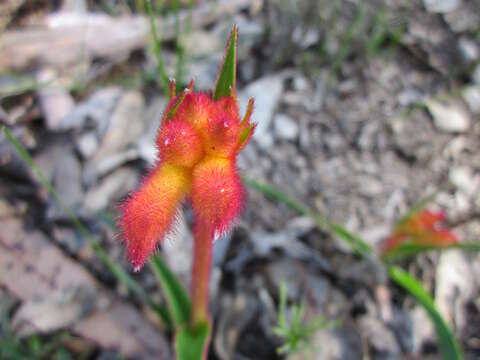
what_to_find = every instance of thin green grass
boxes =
[273,282,337,356]
[388,266,462,360]
[383,242,480,262]
[366,11,405,56]
[1,126,171,328]
[149,255,191,327]
[172,0,184,90]
[243,176,372,256]
[145,0,170,96]
[330,2,365,80]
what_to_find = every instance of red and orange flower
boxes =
[119,81,255,270]
[380,210,458,255]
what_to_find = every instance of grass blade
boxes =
[329,223,372,256]
[243,176,310,216]
[172,0,184,90]
[243,176,372,256]
[383,242,480,262]
[388,266,462,360]
[330,2,365,79]
[145,0,170,97]
[149,255,191,327]
[2,126,171,327]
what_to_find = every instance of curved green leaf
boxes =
[149,255,191,327]
[213,25,238,100]
[388,266,462,360]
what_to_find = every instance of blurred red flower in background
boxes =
[380,210,458,255]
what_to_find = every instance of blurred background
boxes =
[0,0,479,359]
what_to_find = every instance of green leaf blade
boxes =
[213,25,238,100]
[149,255,191,327]
[383,242,480,262]
[388,266,462,360]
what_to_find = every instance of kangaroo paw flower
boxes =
[119,86,254,272]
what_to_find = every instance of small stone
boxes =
[273,114,299,141]
[411,306,435,354]
[436,251,475,329]
[94,91,144,159]
[287,325,362,360]
[423,0,460,13]
[84,167,137,214]
[398,89,423,107]
[76,132,98,159]
[37,69,75,131]
[239,74,284,146]
[293,76,309,92]
[48,150,83,219]
[458,38,478,63]
[358,315,401,357]
[255,132,274,149]
[426,99,470,133]
[60,87,122,131]
[83,91,144,182]
[52,226,86,255]
[265,259,301,300]
[449,166,479,196]
[444,5,480,33]
[462,86,480,114]
[184,30,222,58]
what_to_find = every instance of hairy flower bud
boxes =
[191,156,243,236]
[119,164,191,269]
[157,119,204,167]
[204,109,240,158]
[177,92,212,135]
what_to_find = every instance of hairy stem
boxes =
[191,221,212,325]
